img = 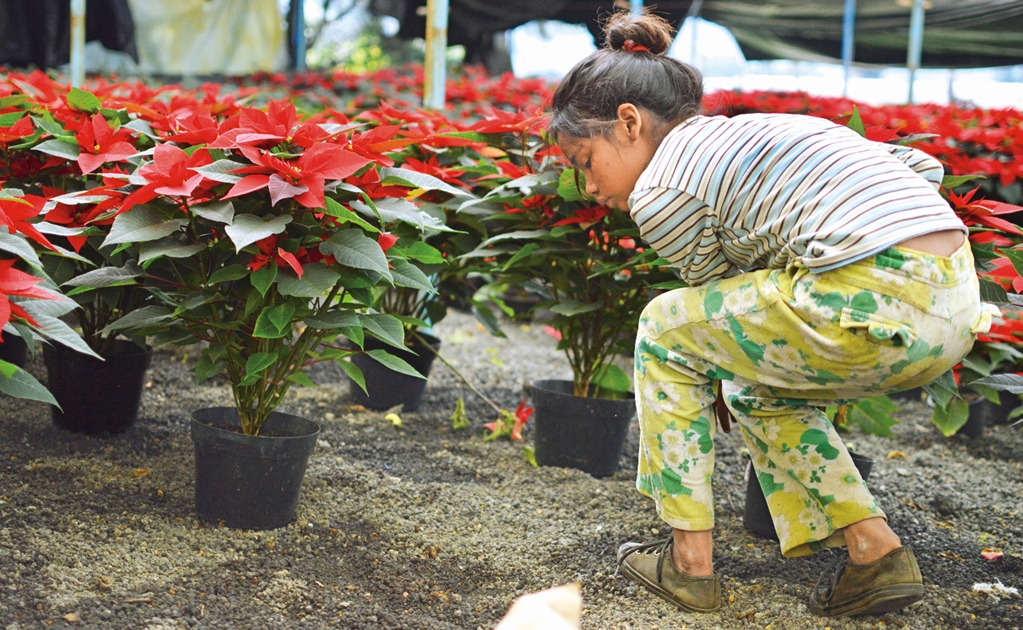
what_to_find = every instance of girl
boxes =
[546,11,996,619]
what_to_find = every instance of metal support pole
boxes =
[423,0,449,109]
[687,0,704,66]
[70,0,86,88]
[906,0,926,103]
[631,0,644,15]
[291,0,306,71]
[841,0,856,97]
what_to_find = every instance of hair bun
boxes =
[603,11,674,56]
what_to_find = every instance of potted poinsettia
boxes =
[463,136,685,475]
[0,78,163,434]
[82,99,438,529]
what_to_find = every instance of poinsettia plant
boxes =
[462,129,686,398]
[61,98,445,436]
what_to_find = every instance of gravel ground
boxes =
[1,309,1021,630]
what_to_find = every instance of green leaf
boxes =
[33,138,80,160]
[352,197,451,232]
[942,174,984,188]
[277,264,341,298]
[978,279,1009,303]
[931,398,970,437]
[138,239,204,264]
[390,241,444,264]
[190,200,235,224]
[251,264,277,297]
[30,313,102,359]
[1001,248,1023,280]
[550,299,602,316]
[322,198,378,232]
[358,313,407,350]
[103,206,185,247]
[970,373,1023,394]
[208,264,250,284]
[450,397,469,430]
[319,229,392,279]
[380,166,473,199]
[592,363,631,393]
[338,359,366,393]
[523,445,538,467]
[304,311,360,329]
[0,361,59,406]
[194,354,225,383]
[244,352,277,377]
[0,112,25,127]
[192,161,246,184]
[0,230,44,272]
[389,259,436,292]
[557,168,590,202]
[253,303,295,338]
[286,372,316,387]
[365,348,425,379]
[501,242,540,272]
[63,261,144,288]
[478,229,551,248]
[224,214,292,253]
[846,106,866,137]
[67,87,102,113]
[846,397,900,437]
[98,305,173,334]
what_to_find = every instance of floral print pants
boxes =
[634,240,996,557]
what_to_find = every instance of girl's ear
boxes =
[616,103,643,142]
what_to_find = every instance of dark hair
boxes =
[547,11,703,142]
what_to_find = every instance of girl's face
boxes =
[558,104,659,211]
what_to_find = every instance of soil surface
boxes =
[1,309,1021,630]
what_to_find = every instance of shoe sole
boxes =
[809,583,924,618]
[618,560,721,614]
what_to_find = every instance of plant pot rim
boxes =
[528,378,635,400]
[190,407,320,443]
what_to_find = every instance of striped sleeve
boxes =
[881,143,945,190]
[629,187,740,286]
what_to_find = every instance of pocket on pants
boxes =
[839,307,919,348]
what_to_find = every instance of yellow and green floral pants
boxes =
[634,240,997,557]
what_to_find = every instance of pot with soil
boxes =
[528,379,635,478]
[743,451,875,541]
[349,332,441,411]
[191,407,319,530]
[43,339,152,435]
[969,392,1020,429]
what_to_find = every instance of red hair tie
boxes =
[622,39,650,53]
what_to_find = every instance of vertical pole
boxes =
[906,0,926,103]
[686,0,704,66]
[70,0,86,88]
[631,0,644,15]
[841,0,856,97]
[291,0,307,71]
[423,0,449,109]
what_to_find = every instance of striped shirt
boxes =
[628,113,965,287]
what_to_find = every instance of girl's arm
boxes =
[629,187,740,286]
[880,143,945,190]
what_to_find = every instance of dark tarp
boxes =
[0,0,138,70]
[698,0,1023,68]
[376,0,1023,68]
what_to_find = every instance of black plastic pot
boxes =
[529,379,635,478]
[43,340,152,435]
[0,330,29,367]
[969,392,1020,428]
[191,407,319,530]
[886,387,923,403]
[349,332,440,411]
[743,451,875,541]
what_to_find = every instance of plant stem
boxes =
[408,329,502,415]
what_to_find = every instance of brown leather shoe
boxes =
[617,538,721,613]
[809,546,924,617]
